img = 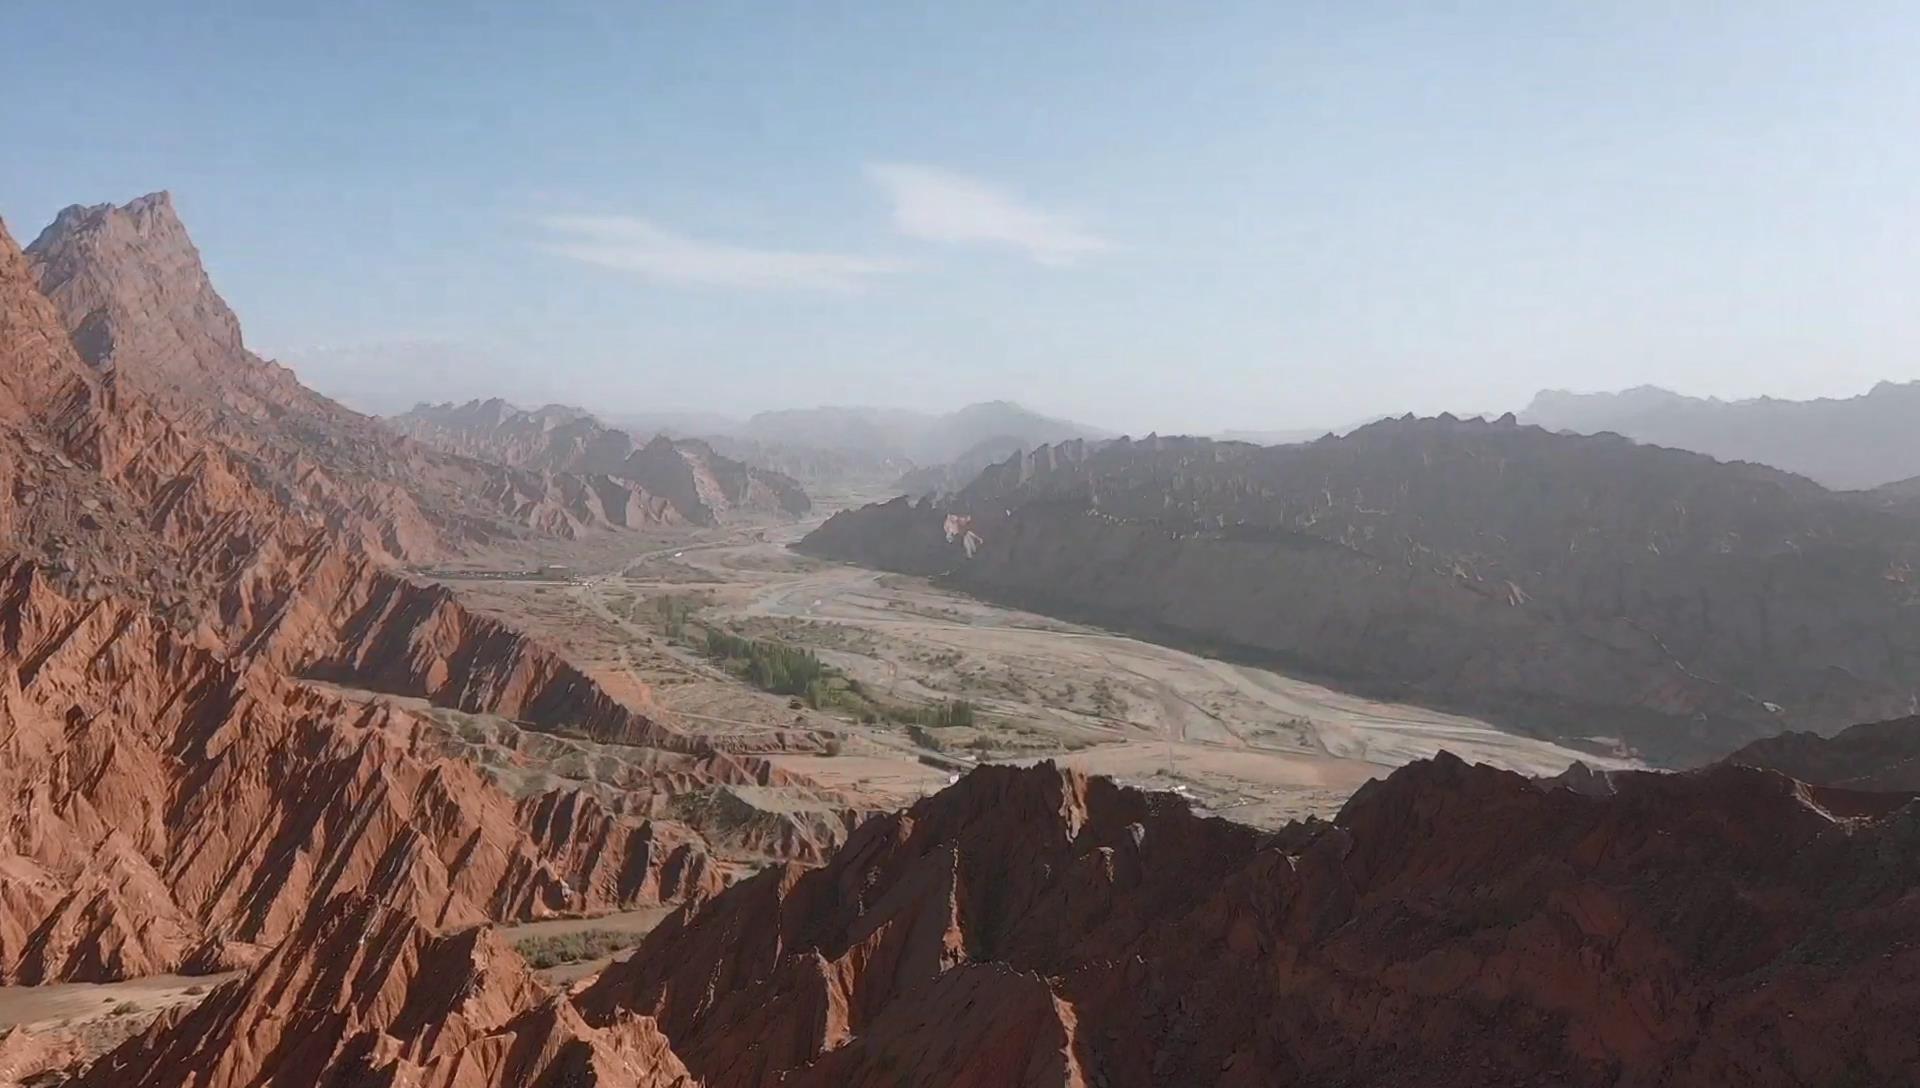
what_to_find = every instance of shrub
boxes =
[513,928,642,969]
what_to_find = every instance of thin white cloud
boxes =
[537,214,900,292]
[867,163,1116,266]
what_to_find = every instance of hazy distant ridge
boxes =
[1521,381,1920,489]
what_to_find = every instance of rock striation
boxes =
[0,200,830,994]
[802,421,1920,764]
[0,209,706,752]
[0,556,722,984]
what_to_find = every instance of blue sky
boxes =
[5,2,1918,432]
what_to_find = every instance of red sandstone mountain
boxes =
[77,891,696,1088]
[569,758,1920,1086]
[0,555,722,986]
[803,422,1920,764]
[14,190,1919,1087]
[75,756,1920,1086]
[0,201,834,1002]
[24,193,671,549]
[392,399,812,524]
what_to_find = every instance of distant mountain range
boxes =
[599,399,1111,490]
[389,399,811,524]
[1521,381,1920,490]
[733,400,1109,467]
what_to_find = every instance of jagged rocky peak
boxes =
[26,191,246,381]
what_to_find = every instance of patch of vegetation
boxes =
[513,928,642,969]
[703,624,982,730]
[648,593,705,640]
[704,629,832,697]
[109,1001,141,1017]
[887,698,976,728]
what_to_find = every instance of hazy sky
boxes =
[5,2,1918,433]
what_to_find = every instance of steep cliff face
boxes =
[0,557,723,985]
[393,400,813,523]
[803,420,1920,764]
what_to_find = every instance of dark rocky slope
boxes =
[802,419,1920,764]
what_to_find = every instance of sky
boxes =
[4,1,1919,434]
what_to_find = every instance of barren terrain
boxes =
[425,491,1630,830]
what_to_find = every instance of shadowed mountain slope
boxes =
[803,417,1920,764]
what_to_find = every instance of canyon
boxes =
[1,190,1917,1087]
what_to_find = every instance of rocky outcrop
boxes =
[1724,715,1920,791]
[575,757,1919,1087]
[802,419,1920,764]
[77,891,696,1088]
[0,1025,84,1086]
[392,400,812,523]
